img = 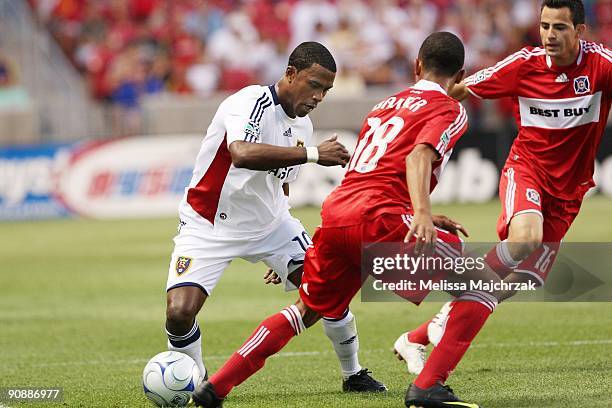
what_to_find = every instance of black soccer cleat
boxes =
[190,381,224,407]
[342,368,388,392]
[405,382,481,408]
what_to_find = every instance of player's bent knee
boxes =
[166,287,207,330]
[294,298,320,328]
[510,235,542,259]
[166,302,197,326]
[507,222,543,260]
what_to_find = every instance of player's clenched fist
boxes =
[316,135,350,167]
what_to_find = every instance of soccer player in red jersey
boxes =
[191,32,497,408]
[396,0,612,381]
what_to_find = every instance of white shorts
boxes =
[166,214,312,295]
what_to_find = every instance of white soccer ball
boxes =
[143,351,201,407]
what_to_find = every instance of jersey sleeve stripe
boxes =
[252,97,272,121]
[583,42,612,56]
[595,50,612,63]
[465,48,545,85]
[244,95,272,143]
[249,93,269,118]
[583,42,612,62]
[465,50,530,84]
[585,48,612,63]
[255,100,273,123]
[447,104,467,137]
[436,104,466,153]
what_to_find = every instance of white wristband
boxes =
[306,146,319,163]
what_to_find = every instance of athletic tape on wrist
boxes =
[306,146,319,163]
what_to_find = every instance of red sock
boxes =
[414,294,496,389]
[209,305,304,397]
[484,241,520,278]
[408,319,431,345]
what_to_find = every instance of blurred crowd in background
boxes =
[21,0,612,113]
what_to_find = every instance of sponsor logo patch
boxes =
[244,120,261,140]
[472,69,488,84]
[440,131,450,145]
[175,256,192,275]
[437,131,450,153]
[573,76,590,95]
[526,188,541,206]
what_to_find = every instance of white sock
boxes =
[322,311,362,378]
[166,321,207,380]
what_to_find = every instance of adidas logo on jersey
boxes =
[555,73,569,83]
[283,128,292,137]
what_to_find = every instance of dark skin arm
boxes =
[403,144,469,253]
[229,141,308,170]
[404,144,438,255]
[229,135,349,170]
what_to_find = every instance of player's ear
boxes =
[285,66,297,84]
[575,23,586,38]
[454,69,466,85]
[414,58,422,80]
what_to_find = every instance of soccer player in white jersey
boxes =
[395,0,611,391]
[164,42,386,393]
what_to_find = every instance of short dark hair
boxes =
[541,0,585,25]
[288,42,337,73]
[417,32,465,77]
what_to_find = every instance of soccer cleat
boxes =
[405,382,481,408]
[393,332,427,375]
[190,381,224,407]
[427,302,453,346]
[342,368,388,392]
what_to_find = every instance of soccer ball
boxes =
[142,351,201,407]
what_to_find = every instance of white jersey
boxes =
[178,85,313,238]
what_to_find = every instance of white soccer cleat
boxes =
[427,301,453,346]
[393,332,426,375]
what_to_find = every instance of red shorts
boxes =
[299,213,463,319]
[497,166,583,283]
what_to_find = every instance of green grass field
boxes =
[1,197,611,408]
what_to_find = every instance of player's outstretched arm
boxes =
[228,136,349,170]
[448,81,470,101]
[404,144,439,254]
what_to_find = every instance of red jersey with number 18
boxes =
[322,80,468,227]
[464,40,612,200]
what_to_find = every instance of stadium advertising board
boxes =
[56,135,200,219]
[1,130,611,220]
[0,143,72,220]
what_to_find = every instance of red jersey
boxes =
[465,40,612,200]
[322,80,468,227]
